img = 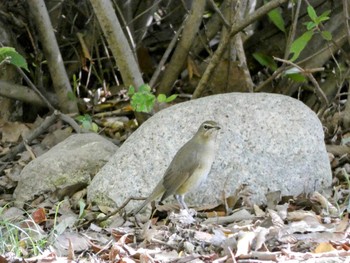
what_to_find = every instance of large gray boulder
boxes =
[87,93,332,211]
[14,133,118,207]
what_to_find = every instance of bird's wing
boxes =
[160,141,200,201]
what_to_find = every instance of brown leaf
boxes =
[205,211,226,217]
[109,243,127,261]
[335,214,349,232]
[76,32,92,61]
[187,57,201,80]
[111,230,133,244]
[287,210,317,221]
[311,192,338,216]
[314,242,336,253]
[31,207,46,224]
[122,105,134,112]
[67,238,75,261]
[54,232,90,255]
[2,121,30,143]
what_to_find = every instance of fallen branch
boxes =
[0,110,81,173]
[0,80,58,108]
[78,196,145,228]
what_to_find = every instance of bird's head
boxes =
[195,120,221,141]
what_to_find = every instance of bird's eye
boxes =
[203,124,210,130]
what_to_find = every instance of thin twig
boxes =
[256,0,300,94]
[18,65,81,133]
[273,57,328,112]
[208,0,230,28]
[284,0,302,60]
[0,110,81,173]
[193,0,289,98]
[149,24,184,88]
[255,66,286,92]
[59,113,81,133]
[16,66,56,112]
[78,196,145,228]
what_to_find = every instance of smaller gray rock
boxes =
[14,133,118,207]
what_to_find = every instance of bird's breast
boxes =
[176,143,216,195]
[175,164,211,194]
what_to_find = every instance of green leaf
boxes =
[75,115,86,122]
[317,10,331,23]
[305,21,316,30]
[165,94,178,103]
[78,200,86,219]
[91,122,99,132]
[307,5,317,22]
[290,31,314,61]
[320,10,331,17]
[321,30,332,41]
[84,114,92,122]
[157,94,178,103]
[316,16,330,24]
[76,114,92,125]
[129,84,176,113]
[286,73,307,82]
[131,92,155,113]
[72,74,78,92]
[267,7,286,33]
[157,94,167,103]
[128,86,135,96]
[82,120,91,130]
[0,47,28,71]
[252,52,277,70]
[139,84,151,93]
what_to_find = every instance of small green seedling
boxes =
[128,84,177,113]
[75,114,98,132]
[0,47,28,71]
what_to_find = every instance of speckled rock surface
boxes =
[87,93,332,212]
[14,133,118,207]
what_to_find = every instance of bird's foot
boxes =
[182,208,197,217]
[169,209,196,225]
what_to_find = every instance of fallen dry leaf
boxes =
[314,242,337,253]
[2,121,30,143]
[235,231,256,257]
[31,207,46,224]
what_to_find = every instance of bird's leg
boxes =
[175,194,188,210]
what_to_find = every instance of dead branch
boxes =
[193,0,289,99]
[0,80,57,108]
[149,24,184,88]
[157,0,206,95]
[0,111,81,173]
[28,0,78,114]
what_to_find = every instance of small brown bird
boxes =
[131,120,221,215]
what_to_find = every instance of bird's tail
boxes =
[129,182,164,215]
